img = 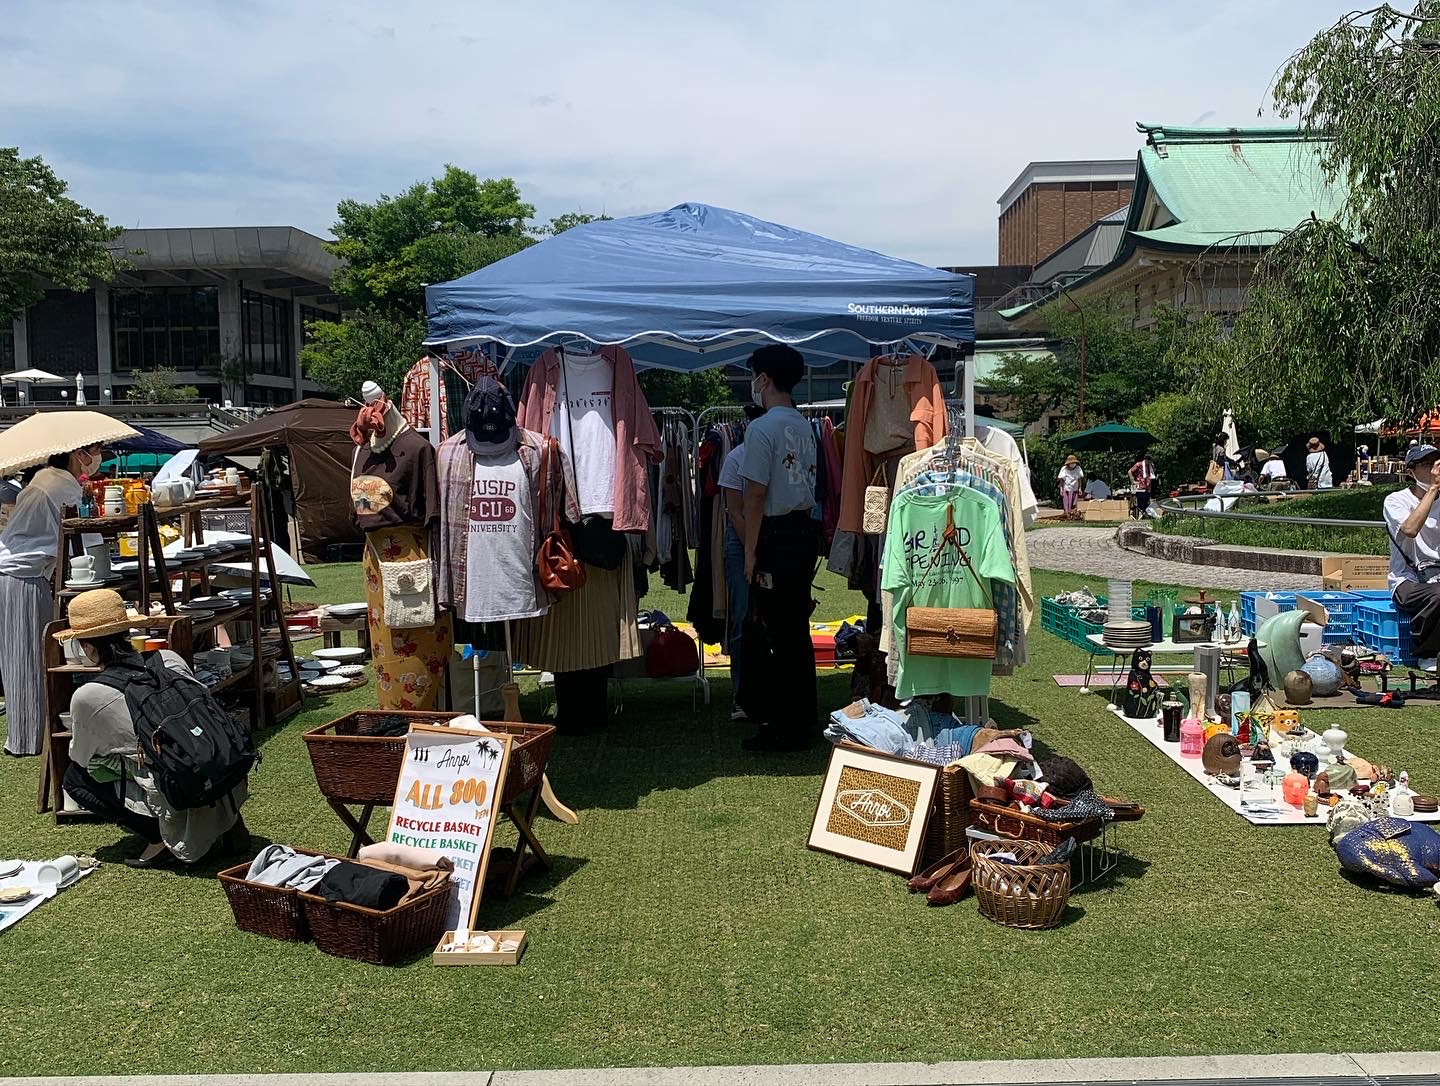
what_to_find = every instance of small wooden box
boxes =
[432,929,527,966]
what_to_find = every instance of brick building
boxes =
[996,160,1135,266]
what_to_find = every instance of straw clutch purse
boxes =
[862,466,889,535]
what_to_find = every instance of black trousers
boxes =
[63,762,161,844]
[739,512,819,735]
[1394,580,1440,656]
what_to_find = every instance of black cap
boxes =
[463,375,516,453]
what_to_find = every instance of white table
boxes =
[1082,633,1256,696]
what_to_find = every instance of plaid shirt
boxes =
[435,429,580,611]
[399,350,499,439]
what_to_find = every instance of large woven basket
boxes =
[217,848,336,942]
[299,880,451,966]
[970,840,1071,930]
[303,711,556,808]
[922,763,973,864]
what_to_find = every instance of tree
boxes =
[302,167,536,398]
[538,211,612,237]
[1214,2,1440,432]
[127,367,199,404]
[0,147,121,324]
[989,299,1203,427]
[637,369,733,414]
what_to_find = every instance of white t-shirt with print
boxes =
[740,407,816,517]
[1384,486,1440,591]
[552,352,616,516]
[465,447,543,622]
[1057,464,1084,493]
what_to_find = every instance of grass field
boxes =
[1163,486,1395,555]
[3,556,1439,1076]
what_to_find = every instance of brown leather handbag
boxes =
[904,504,998,660]
[535,436,585,593]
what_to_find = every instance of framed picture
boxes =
[807,742,940,876]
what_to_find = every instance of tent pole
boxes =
[428,352,442,448]
[963,349,975,440]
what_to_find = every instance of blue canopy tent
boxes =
[424,202,975,379]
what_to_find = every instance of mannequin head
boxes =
[748,344,804,410]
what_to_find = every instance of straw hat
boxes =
[1064,454,1080,466]
[53,589,143,642]
[1253,448,1272,461]
[0,411,140,476]
[1307,436,1324,451]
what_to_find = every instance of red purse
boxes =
[646,625,699,678]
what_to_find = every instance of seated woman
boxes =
[58,590,249,869]
[1385,445,1440,673]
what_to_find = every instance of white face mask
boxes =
[750,377,766,407]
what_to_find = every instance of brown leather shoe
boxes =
[925,854,974,906]
[907,847,967,893]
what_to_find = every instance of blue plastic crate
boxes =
[1299,591,1361,625]
[1350,590,1393,601]
[1355,601,1410,640]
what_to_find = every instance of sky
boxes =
[1,0,1363,267]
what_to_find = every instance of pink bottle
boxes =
[1180,718,1204,758]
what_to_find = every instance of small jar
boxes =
[1180,718,1205,758]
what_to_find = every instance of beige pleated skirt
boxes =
[514,547,640,672]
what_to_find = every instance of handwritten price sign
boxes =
[385,723,511,929]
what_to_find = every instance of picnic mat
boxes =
[1104,704,1439,827]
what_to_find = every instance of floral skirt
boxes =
[364,525,451,710]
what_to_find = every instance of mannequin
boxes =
[350,382,449,710]
[515,343,659,730]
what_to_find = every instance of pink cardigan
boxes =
[517,345,661,533]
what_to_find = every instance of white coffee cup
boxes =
[70,556,94,573]
[36,855,80,893]
[69,570,97,584]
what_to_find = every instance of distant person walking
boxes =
[1129,454,1158,518]
[1306,436,1333,490]
[1057,455,1084,518]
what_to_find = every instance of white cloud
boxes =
[1,0,1361,265]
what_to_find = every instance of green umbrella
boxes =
[1058,422,1154,452]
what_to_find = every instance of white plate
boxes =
[326,603,368,618]
[305,674,351,689]
[313,646,366,661]
[332,664,367,677]
[0,859,22,879]
[298,657,339,672]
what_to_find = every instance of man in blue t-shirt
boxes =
[738,344,819,752]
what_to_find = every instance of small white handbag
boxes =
[376,555,434,629]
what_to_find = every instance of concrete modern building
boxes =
[4,227,342,407]
[1001,124,1346,332]
[997,159,1135,267]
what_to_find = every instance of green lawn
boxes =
[3,559,1440,1075]
[1164,486,1395,555]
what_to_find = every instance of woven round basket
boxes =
[970,840,1071,930]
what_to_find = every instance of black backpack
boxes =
[93,654,257,810]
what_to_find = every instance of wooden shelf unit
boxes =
[39,488,304,822]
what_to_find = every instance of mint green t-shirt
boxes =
[881,489,1015,699]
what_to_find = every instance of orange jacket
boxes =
[836,354,948,534]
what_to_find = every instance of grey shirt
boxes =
[739,406,817,517]
[70,651,245,863]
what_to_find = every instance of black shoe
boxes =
[124,848,176,870]
[742,729,817,753]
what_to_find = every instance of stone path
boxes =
[1026,526,1321,590]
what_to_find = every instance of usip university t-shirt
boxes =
[464,447,543,622]
[551,352,617,516]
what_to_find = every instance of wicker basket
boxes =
[303,711,556,808]
[218,849,335,942]
[968,799,1105,848]
[922,764,973,864]
[300,880,451,965]
[970,840,1071,930]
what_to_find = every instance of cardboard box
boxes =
[433,929,527,966]
[1295,595,1332,630]
[1320,556,1388,590]
[1081,499,1129,522]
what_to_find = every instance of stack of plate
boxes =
[1103,619,1152,651]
